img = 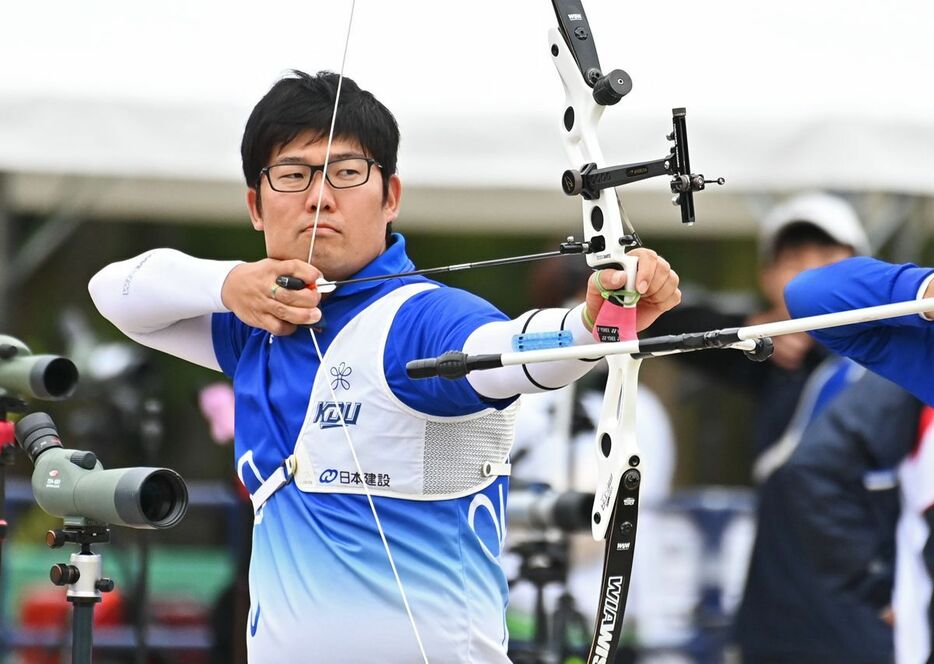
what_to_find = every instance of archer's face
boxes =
[246,131,402,281]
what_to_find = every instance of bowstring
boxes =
[305,2,429,661]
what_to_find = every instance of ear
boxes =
[246,187,264,231]
[382,174,403,225]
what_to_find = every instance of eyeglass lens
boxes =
[265,158,373,191]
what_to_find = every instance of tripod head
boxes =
[46,523,115,599]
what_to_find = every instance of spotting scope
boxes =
[0,335,78,401]
[507,485,594,533]
[15,413,188,529]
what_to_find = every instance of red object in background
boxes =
[151,599,210,664]
[19,586,124,664]
[19,589,211,664]
[0,420,15,447]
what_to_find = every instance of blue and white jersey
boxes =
[212,234,518,664]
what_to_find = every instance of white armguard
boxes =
[88,249,242,371]
[464,303,599,399]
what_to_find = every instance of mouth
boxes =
[302,223,338,235]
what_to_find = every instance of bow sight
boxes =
[552,0,724,229]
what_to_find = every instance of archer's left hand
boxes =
[584,247,681,332]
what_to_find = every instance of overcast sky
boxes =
[3,1,932,192]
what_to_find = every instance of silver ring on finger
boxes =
[271,284,280,300]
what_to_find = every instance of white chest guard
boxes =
[252,283,516,511]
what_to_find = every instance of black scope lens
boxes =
[14,412,63,464]
[552,490,595,532]
[36,357,79,399]
[138,470,189,528]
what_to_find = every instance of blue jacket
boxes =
[783,372,918,620]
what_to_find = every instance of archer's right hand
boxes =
[221,259,322,336]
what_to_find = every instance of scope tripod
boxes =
[508,538,591,664]
[46,523,115,664]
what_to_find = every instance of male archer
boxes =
[88,70,680,663]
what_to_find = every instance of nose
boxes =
[305,169,335,211]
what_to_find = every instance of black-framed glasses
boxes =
[260,157,381,192]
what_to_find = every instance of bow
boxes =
[547,3,720,661]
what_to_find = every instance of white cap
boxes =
[758,192,870,263]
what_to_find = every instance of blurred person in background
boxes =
[786,256,934,662]
[647,192,894,663]
[86,70,681,664]
[506,255,677,662]
[781,371,927,664]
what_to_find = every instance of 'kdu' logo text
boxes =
[314,401,362,429]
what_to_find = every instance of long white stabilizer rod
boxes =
[406,298,934,380]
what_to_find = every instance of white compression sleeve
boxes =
[88,249,242,371]
[464,303,599,399]
[918,272,934,321]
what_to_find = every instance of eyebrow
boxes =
[272,152,365,165]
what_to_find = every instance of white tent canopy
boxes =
[2,0,933,235]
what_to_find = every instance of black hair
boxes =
[241,70,400,239]
[771,221,849,261]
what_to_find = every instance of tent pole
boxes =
[0,173,10,331]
